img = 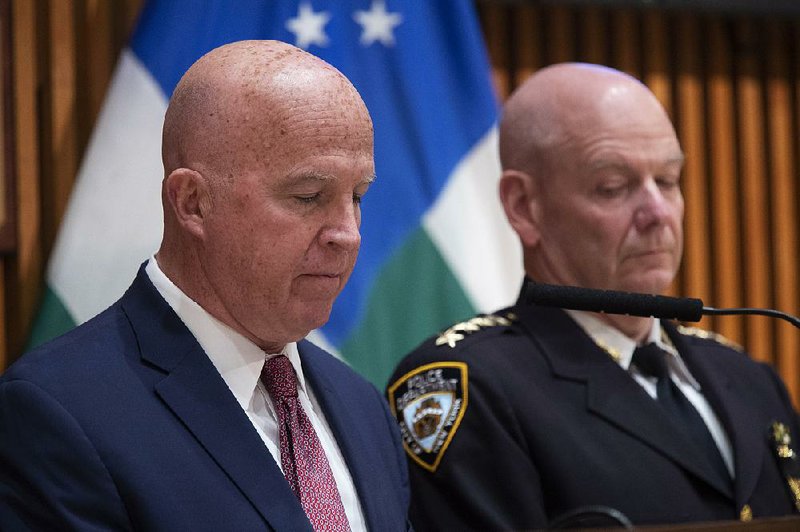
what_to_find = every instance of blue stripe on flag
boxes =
[129,0,497,346]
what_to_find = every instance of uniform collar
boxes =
[565,309,701,390]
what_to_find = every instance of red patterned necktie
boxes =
[261,355,350,532]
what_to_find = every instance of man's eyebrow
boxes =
[663,153,686,165]
[279,171,377,188]
[284,172,334,184]
[588,153,686,172]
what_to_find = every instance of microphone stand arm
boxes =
[703,307,800,330]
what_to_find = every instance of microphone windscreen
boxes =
[525,283,704,322]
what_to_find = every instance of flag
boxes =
[27,0,522,388]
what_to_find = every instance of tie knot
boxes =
[632,343,669,379]
[262,355,298,399]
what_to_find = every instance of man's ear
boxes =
[499,169,540,248]
[164,168,210,239]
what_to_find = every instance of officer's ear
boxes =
[164,167,212,240]
[499,169,541,248]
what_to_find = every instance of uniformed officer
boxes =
[387,63,800,530]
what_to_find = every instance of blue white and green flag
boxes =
[27,0,521,388]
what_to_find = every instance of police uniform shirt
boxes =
[566,309,734,477]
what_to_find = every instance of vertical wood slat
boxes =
[642,13,672,122]
[612,10,639,78]
[0,0,9,247]
[674,15,713,319]
[706,18,745,346]
[83,0,115,135]
[479,4,512,101]
[46,0,78,251]
[735,18,773,363]
[0,0,9,367]
[581,8,608,65]
[514,6,541,87]
[546,7,575,64]
[766,18,800,406]
[6,0,43,363]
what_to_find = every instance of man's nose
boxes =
[633,180,671,230]
[321,199,361,251]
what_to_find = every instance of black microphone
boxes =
[525,282,800,329]
[548,505,633,529]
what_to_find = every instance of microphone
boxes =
[525,282,800,330]
[548,505,633,529]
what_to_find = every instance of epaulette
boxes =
[434,311,517,348]
[677,325,744,352]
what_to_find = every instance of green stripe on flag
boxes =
[342,227,475,389]
[25,286,77,352]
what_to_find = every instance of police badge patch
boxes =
[387,362,468,472]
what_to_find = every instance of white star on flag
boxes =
[353,0,403,47]
[286,2,331,49]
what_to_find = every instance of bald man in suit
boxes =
[0,40,409,531]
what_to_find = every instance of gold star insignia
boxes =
[435,312,516,348]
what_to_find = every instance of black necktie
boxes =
[632,343,731,487]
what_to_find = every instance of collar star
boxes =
[353,0,403,47]
[286,2,331,49]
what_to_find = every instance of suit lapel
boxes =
[120,266,312,532]
[299,341,387,531]
[517,303,733,499]
[667,326,764,507]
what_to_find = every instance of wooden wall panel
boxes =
[766,18,800,398]
[674,15,712,314]
[480,4,512,101]
[736,19,773,362]
[612,10,638,76]
[707,18,745,346]
[5,0,43,366]
[581,8,607,66]
[547,7,575,64]
[515,6,542,87]
[4,1,800,407]
[2,0,141,368]
[46,0,79,252]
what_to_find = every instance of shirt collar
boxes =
[565,309,700,389]
[145,257,308,409]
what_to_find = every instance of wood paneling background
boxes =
[4,1,800,406]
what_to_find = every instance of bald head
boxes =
[156,40,375,350]
[499,63,676,175]
[498,63,684,340]
[162,39,372,180]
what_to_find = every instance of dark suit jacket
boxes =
[0,266,410,531]
[387,289,800,530]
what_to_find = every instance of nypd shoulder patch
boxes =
[387,362,468,472]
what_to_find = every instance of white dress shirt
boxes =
[566,310,735,477]
[146,257,366,531]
